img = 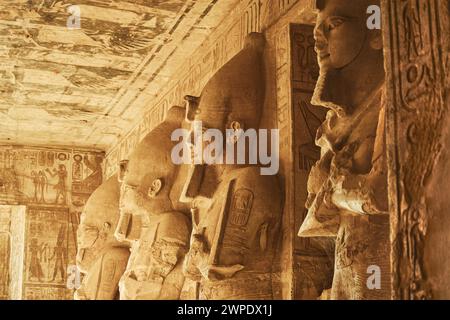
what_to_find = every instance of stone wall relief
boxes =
[23,206,71,299]
[0,146,104,299]
[382,0,450,299]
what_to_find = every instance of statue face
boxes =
[76,210,112,272]
[314,0,369,70]
[77,220,99,250]
[76,213,101,273]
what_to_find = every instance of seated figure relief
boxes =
[179,33,284,300]
[116,107,191,300]
[298,0,390,299]
[75,175,130,300]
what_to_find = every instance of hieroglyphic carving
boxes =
[261,0,302,30]
[291,24,327,255]
[0,146,103,299]
[23,206,71,300]
[0,146,103,207]
[272,23,293,299]
[291,24,334,299]
[382,0,449,300]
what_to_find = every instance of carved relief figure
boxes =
[72,154,83,181]
[28,238,45,282]
[82,155,103,191]
[116,107,190,300]
[298,0,389,299]
[46,164,67,205]
[31,171,39,202]
[31,170,48,203]
[75,175,130,300]
[50,225,67,282]
[0,166,19,195]
[38,170,47,203]
[180,33,283,300]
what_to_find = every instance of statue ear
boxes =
[118,160,129,183]
[148,178,163,198]
[369,30,383,50]
[226,120,244,144]
[102,222,111,232]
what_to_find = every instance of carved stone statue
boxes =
[298,0,390,299]
[116,107,191,300]
[75,175,130,300]
[180,33,283,300]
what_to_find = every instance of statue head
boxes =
[76,175,123,273]
[118,107,186,219]
[183,32,265,162]
[312,0,384,114]
[178,33,266,204]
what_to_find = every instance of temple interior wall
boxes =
[0,0,448,300]
[0,146,104,299]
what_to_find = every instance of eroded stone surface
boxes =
[298,0,391,300]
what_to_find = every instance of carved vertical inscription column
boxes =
[382,0,449,299]
[290,24,333,299]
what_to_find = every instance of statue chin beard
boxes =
[312,67,345,116]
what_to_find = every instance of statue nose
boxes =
[315,42,327,54]
[313,23,328,54]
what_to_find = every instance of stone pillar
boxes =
[382,0,450,299]
[0,206,12,299]
[0,205,26,300]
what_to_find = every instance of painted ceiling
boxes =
[0,0,236,149]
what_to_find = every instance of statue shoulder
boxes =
[232,167,280,191]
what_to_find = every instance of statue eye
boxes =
[328,17,346,31]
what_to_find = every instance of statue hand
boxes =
[182,233,209,282]
[207,264,245,281]
[114,231,126,243]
